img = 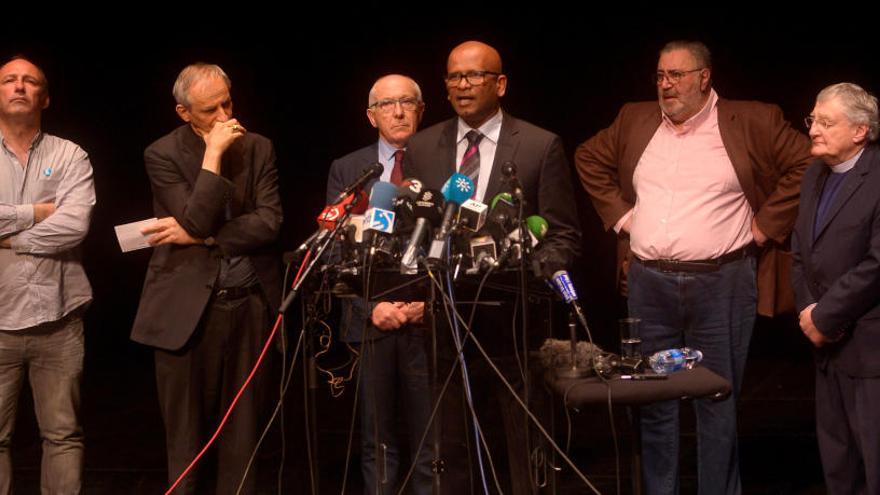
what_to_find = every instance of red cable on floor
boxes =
[164,250,313,494]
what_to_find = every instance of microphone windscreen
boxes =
[398,178,423,200]
[526,215,549,240]
[413,189,444,226]
[441,173,475,205]
[368,181,397,210]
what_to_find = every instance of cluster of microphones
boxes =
[299,163,547,276]
[293,162,582,312]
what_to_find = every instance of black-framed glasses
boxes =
[445,70,501,87]
[654,68,704,85]
[369,97,421,113]
[804,116,836,130]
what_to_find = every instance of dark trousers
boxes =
[628,257,756,495]
[433,310,549,495]
[358,331,433,495]
[154,290,271,495]
[816,363,880,495]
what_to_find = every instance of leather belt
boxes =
[633,244,756,273]
[214,284,262,300]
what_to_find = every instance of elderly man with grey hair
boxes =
[326,73,433,495]
[792,82,880,494]
[131,62,282,494]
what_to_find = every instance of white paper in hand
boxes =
[115,218,158,252]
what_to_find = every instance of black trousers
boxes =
[155,290,271,495]
[432,301,551,495]
[815,362,880,495]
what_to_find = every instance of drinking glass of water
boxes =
[619,318,642,360]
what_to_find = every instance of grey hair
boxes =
[660,40,712,70]
[368,75,422,107]
[172,63,231,107]
[817,83,880,142]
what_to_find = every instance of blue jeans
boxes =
[358,331,433,495]
[628,256,756,495]
[0,312,85,495]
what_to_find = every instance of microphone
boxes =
[549,270,589,332]
[458,199,488,232]
[426,173,475,263]
[363,182,398,236]
[397,178,423,200]
[293,190,368,258]
[400,189,444,272]
[363,182,398,264]
[331,162,383,204]
[501,161,524,201]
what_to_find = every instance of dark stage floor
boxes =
[10,315,826,494]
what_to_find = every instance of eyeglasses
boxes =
[654,68,704,85]
[369,97,421,114]
[445,70,501,87]
[804,116,836,130]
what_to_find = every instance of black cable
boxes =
[573,309,620,495]
[395,267,504,495]
[426,272,602,495]
[234,320,305,495]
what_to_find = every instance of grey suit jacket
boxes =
[792,144,880,376]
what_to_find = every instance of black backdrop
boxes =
[1,9,877,484]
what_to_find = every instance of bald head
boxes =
[446,41,507,128]
[368,74,422,107]
[448,41,503,74]
[366,74,424,148]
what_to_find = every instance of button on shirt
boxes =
[456,110,503,203]
[625,90,754,261]
[0,131,95,330]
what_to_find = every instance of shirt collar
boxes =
[457,109,503,145]
[830,147,864,174]
[661,89,718,135]
[0,129,43,155]
[377,136,404,162]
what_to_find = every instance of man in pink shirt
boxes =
[575,41,812,494]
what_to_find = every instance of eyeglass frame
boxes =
[368,97,423,114]
[654,68,706,85]
[444,70,502,87]
[804,116,837,130]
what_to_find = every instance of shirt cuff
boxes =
[15,204,34,232]
[613,209,634,234]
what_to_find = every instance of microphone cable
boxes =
[423,272,603,495]
[443,262,492,495]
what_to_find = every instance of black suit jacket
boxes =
[325,143,380,343]
[792,144,880,377]
[403,112,581,268]
[131,125,283,351]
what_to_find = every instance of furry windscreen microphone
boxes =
[538,338,606,371]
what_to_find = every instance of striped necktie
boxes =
[459,130,483,191]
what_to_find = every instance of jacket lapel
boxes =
[813,147,874,241]
[621,107,661,197]
[717,99,759,211]
[484,112,519,202]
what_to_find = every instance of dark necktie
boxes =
[390,149,404,186]
[459,130,483,191]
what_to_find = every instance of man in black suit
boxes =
[131,63,282,494]
[403,41,581,494]
[792,82,880,495]
[326,74,433,494]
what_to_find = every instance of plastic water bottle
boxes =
[648,348,704,374]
